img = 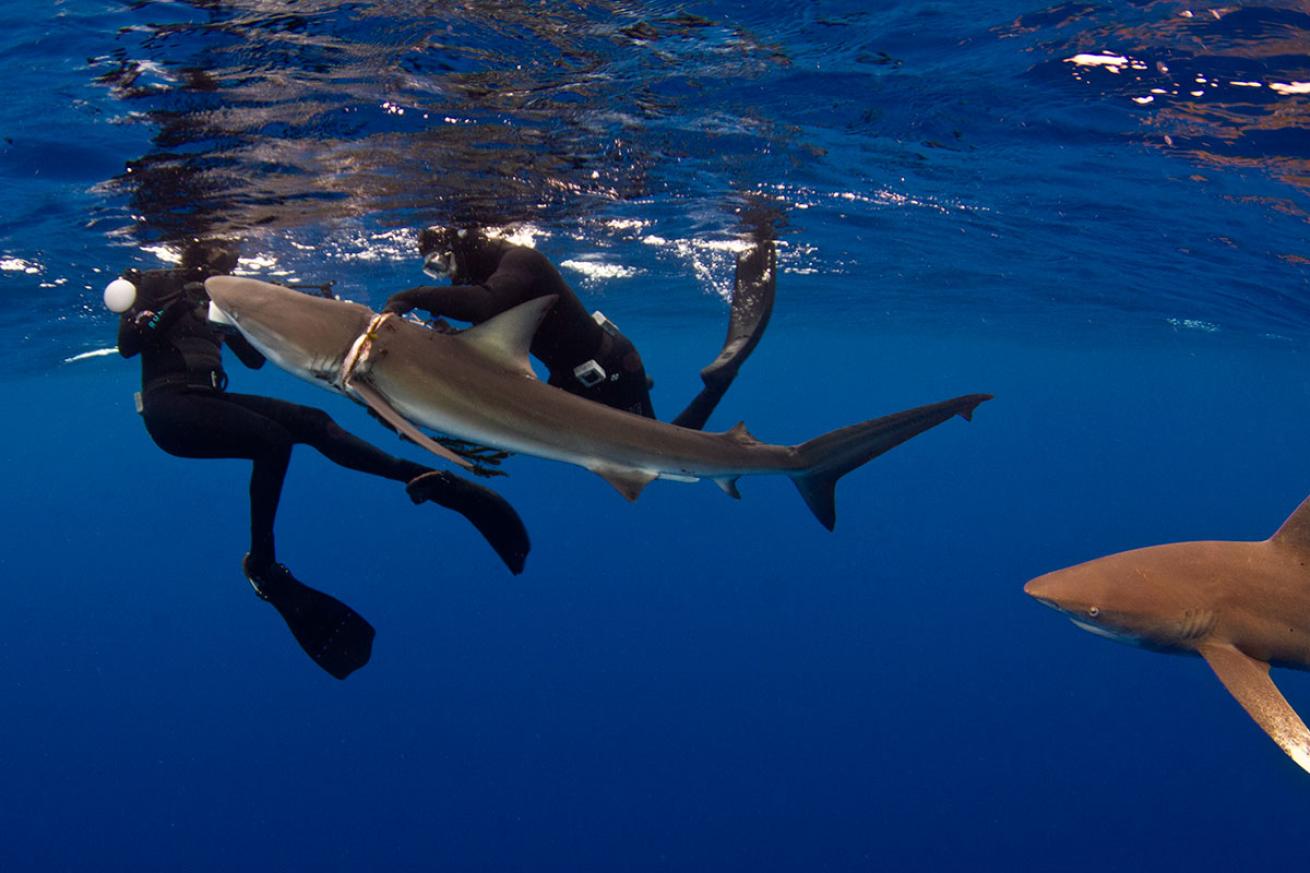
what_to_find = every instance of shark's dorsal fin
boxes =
[1200,642,1310,775]
[1270,495,1310,553]
[589,465,657,501]
[454,295,558,378]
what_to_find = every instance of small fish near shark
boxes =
[204,276,991,529]
[1026,496,1310,775]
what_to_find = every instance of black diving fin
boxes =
[671,235,777,430]
[243,555,375,680]
[406,471,531,575]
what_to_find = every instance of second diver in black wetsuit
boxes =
[111,240,530,679]
[382,225,777,430]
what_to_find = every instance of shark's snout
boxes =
[201,275,376,387]
[1029,594,1064,612]
[1024,575,1064,611]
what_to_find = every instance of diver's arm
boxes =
[226,332,266,370]
[117,314,144,358]
[116,297,195,358]
[382,283,506,323]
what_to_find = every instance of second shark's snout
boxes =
[1023,572,1080,615]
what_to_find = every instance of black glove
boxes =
[131,294,199,338]
[382,291,417,316]
[181,280,209,304]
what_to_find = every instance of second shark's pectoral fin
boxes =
[455,295,558,378]
[589,465,657,501]
[1200,642,1310,775]
[348,377,473,471]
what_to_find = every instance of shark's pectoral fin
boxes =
[455,295,558,378]
[1200,642,1310,775]
[589,465,657,501]
[347,377,473,471]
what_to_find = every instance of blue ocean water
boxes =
[3,1,1310,870]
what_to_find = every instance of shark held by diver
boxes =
[205,276,991,529]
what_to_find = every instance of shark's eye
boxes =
[1087,606,1101,617]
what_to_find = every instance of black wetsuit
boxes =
[385,240,656,417]
[119,268,431,568]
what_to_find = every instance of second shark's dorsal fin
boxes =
[1269,494,1310,553]
[455,295,558,378]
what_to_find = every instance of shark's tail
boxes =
[789,393,991,530]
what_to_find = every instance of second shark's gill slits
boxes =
[1178,608,1217,642]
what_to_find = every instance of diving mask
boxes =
[422,250,453,281]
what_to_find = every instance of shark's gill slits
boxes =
[1178,609,1217,641]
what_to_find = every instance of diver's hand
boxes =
[181,280,209,304]
[381,292,417,316]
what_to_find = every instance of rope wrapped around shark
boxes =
[337,312,482,472]
[205,276,992,529]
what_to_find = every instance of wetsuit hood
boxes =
[419,227,509,284]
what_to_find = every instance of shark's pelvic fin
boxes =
[455,294,559,378]
[348,377,473,470]
[1269,494,1310,553]
[1200,642,1310,775]
[589,465,658,501]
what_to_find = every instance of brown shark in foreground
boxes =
[205,276,990,529]
[1026,496,1310,775]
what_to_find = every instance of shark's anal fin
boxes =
[348,377,473,471]
[455,295,558,377]
[589,465,657,501]
[1200,642,1310,775]
[714,477,742,499]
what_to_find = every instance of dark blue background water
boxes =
[3,2,1310,870]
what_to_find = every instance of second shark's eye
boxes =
[1088,607,1101,617]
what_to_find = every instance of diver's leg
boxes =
[142,388,293,566]
[220,392,427,482]
[222,393,530,574]
[670,239,777,430]
[142,388,374,679]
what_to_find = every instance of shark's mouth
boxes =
[1069,618,1138,644]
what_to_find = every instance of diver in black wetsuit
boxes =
[382,226,776,430]
[112,240,530,678]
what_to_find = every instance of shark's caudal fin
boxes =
[789,394,991,530]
